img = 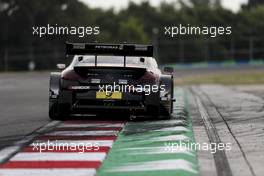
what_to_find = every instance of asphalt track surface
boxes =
[0,72,50,149]
[188,85,264,176]
[0,71,264,176]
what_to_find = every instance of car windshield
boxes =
[73,55,151,68]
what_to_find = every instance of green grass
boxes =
[175,71,264,85]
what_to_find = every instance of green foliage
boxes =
[237,5,264,35]
[0,0,264,69]
[119,17,148,43]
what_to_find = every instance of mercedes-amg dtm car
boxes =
[49,42,174,120]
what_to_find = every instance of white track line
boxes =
[154,126,190,132]
[59,123,124,128]
[0,169,96,176]
[118,146,194,156]
[150,134,190,142]
[106,159,197,173]
[0,146,20,163]
[36,121,61,133]
[129,120,186,126]
[46,130,119,136]
[10,152,106,161]
[30,140,114,147]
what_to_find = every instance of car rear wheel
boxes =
[49,100,69,120]
[49,102,60,120]
[159,103,172,119]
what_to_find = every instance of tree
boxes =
[119,17,148,43]
[247,0,264,8]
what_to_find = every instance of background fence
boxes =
[1,37,264,71]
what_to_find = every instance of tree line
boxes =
[0,0,264,70]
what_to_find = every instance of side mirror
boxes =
[57,64,66,70]
[163,66,174,73]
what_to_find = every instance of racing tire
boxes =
[159,76,174,119]
[159,104,172,120]
[49,101,69,120]
[49,101,61,120]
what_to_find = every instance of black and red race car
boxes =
[49,42,174,120]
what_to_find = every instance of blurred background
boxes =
[0,0,264,79]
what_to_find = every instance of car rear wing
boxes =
[66,42,153,57]
[66,42,153,67]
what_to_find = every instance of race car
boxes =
[49,42,174,120]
